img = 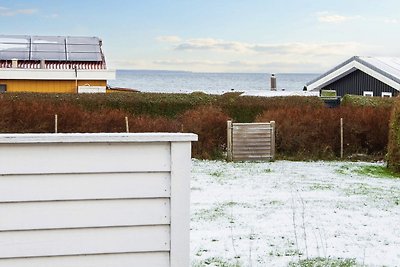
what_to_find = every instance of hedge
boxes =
[387,98,400,173]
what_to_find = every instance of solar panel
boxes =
[0,35,30,60]
[68,52,102,61]
[0,35,104,62]
[67,36,100,45]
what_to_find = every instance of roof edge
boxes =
[306,56,358,86]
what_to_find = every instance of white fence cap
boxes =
[0,133,198,144]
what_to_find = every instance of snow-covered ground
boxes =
[190,160,400,267]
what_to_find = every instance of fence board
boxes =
[0,226,170,258]
[0,252,169,267]
[0,143,171,175]
[0,199,170,231]
[0,172,170,202]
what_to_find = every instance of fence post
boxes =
[340,118,343,159]
[54,114,58,133]
[270,121,275,160]
[227,120,233,161]
[125,116,129,133]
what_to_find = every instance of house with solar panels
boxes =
[0,35,115,93]
[306,56,400,97]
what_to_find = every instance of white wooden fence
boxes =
[0,133,197,267]
[227,121,275,161]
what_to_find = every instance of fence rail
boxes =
[227,121,275,161]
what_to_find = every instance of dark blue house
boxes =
[306,56,400,97]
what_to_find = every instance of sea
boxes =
[109,70,320,96]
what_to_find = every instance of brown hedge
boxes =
[0,93,392,160]
[387,98,400,173]
[256,106,391,159]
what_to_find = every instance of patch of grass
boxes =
[193,201,250,222]
[309,183,334,190]
[194,205,226,221]
[209,170,224,177]
[192,257,242,267]
[344,183,376,196]
[335,165,352,175]
[355,165,400,179]
[288,257,359,267]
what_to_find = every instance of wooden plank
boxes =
[234,153,272,157]
[0,172,170,202]
[233,126,271,130]
[0,143,171,175]
[233,129,272,133]
[227,121,233,161]
[0,199,170,231]
[233,152,272,156]
[233,149,271,153]
[233,133,271,138]
[234,152,271,156]
[233,137,271,141]
[0,226,170,258]
[234,147,271,154]
[233,122,271,125]
[233,143,271,148]
[0,252,169,267]
[170,142,191,267]
[235,155,271,160]
[233,130,272,135]
[233,157,272,161]
[233,131,272,135]
[270,121,276,159]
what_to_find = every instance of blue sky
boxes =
[1,0,399,72]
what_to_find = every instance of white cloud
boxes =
[317,12,361,23]
[156,35,182,43]
[384,18,399,24]
[158,36,364,57]
[153,59,225,66]
[113,36,376,72]
[0,6,37,16]
[149,58,327,73]
[174,38,249,53]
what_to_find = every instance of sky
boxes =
[0,0,399,73]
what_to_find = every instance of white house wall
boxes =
[0,68,115,81]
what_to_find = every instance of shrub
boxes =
[0,97,180,134]
[387,98,400,173]
[220,95,324,122]
[180,106,229,159]
[0,93,392,160]
[341,94,394,108]
[256,106,391,159]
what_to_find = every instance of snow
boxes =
[190,160,400,266]
[242,90,319,97]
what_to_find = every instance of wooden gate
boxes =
[227,121,275,161]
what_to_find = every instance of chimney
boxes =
[270,74,277,91]
[11,59,18,68]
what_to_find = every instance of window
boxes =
[382,92,392,98]
[363,91,373,97]
[0,84,6,93]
